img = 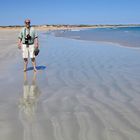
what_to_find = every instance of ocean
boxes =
[54,26,140,48]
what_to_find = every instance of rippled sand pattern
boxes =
[0,31,140,140]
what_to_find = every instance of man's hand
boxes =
[18,42,22,49]
[18,39,22,49]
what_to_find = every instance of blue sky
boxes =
[0,0,140,25]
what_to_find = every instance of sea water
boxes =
[55,26,140,48]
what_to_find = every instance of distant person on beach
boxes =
[18,19,39,72]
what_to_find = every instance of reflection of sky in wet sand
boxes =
[1,31,140,140]
[38,35,140,140]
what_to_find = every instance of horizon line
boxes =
[0,23,140,27]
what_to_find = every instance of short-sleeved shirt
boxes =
[18,27,38,45]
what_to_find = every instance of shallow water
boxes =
[54,26,140,48]
[0,31,140,140]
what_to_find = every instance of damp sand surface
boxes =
[0,30,140,140]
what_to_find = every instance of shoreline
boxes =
[0,24,140,31]
[1,25,140,49]
[55,35,140,49]
[53,26,140,48]
[0,25,140,49]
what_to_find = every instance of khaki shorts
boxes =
[22,44,35,58]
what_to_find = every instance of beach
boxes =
[0,29,140,140]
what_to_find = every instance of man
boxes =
[18,19,39,72]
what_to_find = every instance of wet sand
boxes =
[0,30,140,140]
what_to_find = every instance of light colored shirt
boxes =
[18,27,38,44]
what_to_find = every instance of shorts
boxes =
[22,44,35,58]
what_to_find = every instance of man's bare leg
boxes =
[24,58,28,72]
[31,58,37,72]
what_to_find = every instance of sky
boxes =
[0,0,140,26]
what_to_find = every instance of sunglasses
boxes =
[25,22,30,24]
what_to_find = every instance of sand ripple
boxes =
[0,32,140,140]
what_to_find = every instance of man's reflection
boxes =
[19,72,41,122]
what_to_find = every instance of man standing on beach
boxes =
[18,19,39,72]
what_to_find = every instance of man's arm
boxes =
[18,38,22,49]
[34,28,39,48]
[34,37,39,48]
[18,29,23,49]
